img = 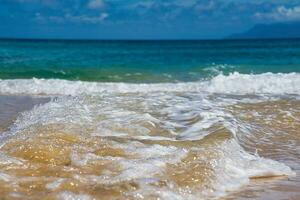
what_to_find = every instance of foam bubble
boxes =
[57,192,92,200]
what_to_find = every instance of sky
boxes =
[0,0,300,39]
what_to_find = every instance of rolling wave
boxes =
[0,72,299,95]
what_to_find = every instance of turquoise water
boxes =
[0,39,300,82]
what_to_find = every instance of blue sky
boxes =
[0,0,300,39]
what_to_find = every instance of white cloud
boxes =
[13,0,36,3]
[13,0,57,6]
[34,12,45,22]
[35,13,109,24]
[65,13,108,24]
[175,0,197,8]
[194,1,216,12]
[88,0,104,9]
[255,5,300,21]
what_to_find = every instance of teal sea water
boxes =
[0,39,300,82]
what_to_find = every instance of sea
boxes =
[0,39,299,200]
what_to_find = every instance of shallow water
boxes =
[0,95,49,132]
[225,100,300,200]
[0,77,299,199]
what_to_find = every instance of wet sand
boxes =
[0,95,50,132]
[225,144,300,200]
[225,154,300,200]
[225,100,300,200]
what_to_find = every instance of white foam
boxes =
[210,139,296,198]
[0,173,14,182]
[71,144,187,186]
[207,72,300,95]
[57,192,92,200]
[0,153,24,166]
[46,178,65,190]
[0,72,299,95]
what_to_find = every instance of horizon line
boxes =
[1,37,300,42]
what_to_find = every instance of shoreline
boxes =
[0,95,50,132]
[0,95,298,199]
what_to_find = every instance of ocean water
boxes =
[0,39,299,200]
[1,39,300,82]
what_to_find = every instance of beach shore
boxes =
[0,95,50,132]
[0,95,299,199]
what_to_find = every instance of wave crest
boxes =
[0,72,299,95]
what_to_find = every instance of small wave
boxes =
[0,94,296,199]
[0,72,299,95]
[207,72,300,95]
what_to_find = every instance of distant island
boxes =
[227,21,300,39]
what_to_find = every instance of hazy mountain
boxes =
[227,22,300,39]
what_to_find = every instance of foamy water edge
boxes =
[0,72,299,95]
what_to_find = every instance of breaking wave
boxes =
[0,72,299,96]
